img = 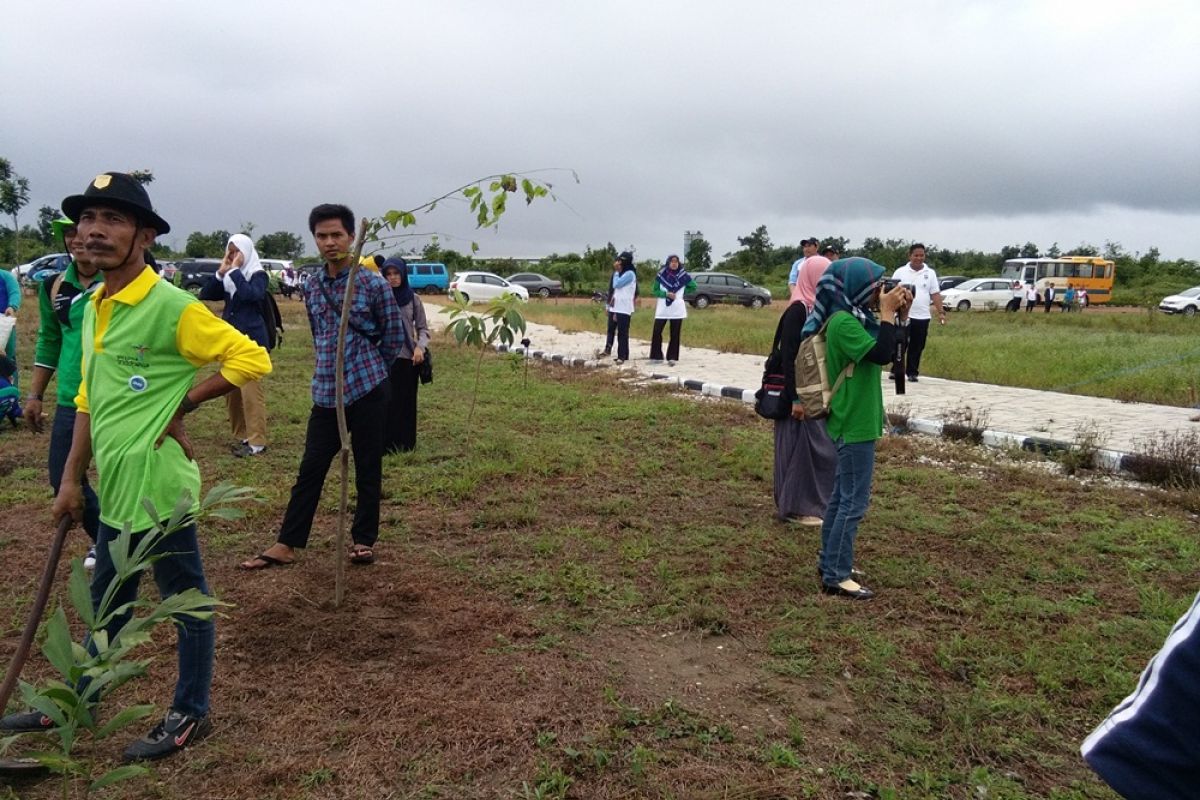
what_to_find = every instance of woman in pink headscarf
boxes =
[792,255,830,310]
[772,255,836,525]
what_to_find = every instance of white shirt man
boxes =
[889,244,944,382]
[787,237,820,298]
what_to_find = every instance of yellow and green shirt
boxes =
[78,267,271,530]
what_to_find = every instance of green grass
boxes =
[492,297,1200,405]
[6,296,1194,799]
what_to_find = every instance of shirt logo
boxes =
[128,375,148,392]
[116,344,150,369]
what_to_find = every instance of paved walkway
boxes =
[428,309,1198,467]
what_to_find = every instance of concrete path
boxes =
[428,309,1198,467]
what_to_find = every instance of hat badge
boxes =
[92,174,112,190]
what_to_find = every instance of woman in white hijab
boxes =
[200,233,271,456]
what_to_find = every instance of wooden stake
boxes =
[333,218,370,608]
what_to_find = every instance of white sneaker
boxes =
[83,547,97,571]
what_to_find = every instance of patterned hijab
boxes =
[656,255,691,293]
[800,257,885,339]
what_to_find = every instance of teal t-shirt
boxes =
[824,311,884,444]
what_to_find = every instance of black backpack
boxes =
[260,292,284,351]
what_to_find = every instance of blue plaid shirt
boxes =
[303,265,405,408]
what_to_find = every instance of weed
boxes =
[299,767,335,788]
[763,741,801,768]
[517,761,572,800]
[941,405,991,443]
[1126,430,1200,489]
[1057,420,1110,476]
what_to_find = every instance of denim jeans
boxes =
[49,405,100,543]
[819,439,876,585]
[89,521,214,718]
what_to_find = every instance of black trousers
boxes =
[604,312,617,353]
[384,358,419,453]
[278,381,388,549]
[906,318,930,378]
[650,318,682,361]
[613,313,631,360]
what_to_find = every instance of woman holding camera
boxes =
[801,258,909,600]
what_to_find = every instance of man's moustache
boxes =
[85,242,116,253]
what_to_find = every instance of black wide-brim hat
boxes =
[61,172,171,235]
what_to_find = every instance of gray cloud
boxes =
[4,0,1198,261]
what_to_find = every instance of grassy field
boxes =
[1,297,1196,799]
[493,297,1200,407]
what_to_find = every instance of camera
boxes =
[882,278,916,295]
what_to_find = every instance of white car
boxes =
[942,278,1017,311]
[448,271,529,304]
[1158,286,1200,317]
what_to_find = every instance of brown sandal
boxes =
[348,545,375,565]
[239,553,293,570]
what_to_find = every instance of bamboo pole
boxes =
[333,218,370,608]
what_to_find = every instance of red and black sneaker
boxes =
[0,710,56,733]
[122,710,212,762]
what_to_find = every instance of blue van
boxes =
[406,262,449,293]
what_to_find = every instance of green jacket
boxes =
[34,263,103,407]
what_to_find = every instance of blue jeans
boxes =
[49,405,100,543]
[819,439,876,586]
[89,521,214,718]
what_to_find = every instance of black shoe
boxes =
[122,710,212,762]
[887,373,895,381]
[0,710,56,733]
[820,582,875,600]
[906,375,918,383]
[232,443,266,458]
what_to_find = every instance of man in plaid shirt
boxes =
[242,204,404,569]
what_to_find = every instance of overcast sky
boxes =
[4,0,1198,262]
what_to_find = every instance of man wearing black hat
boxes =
[0,173,272,762]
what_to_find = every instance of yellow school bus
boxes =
[1000,257,1116,305]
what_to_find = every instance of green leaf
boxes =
[89,764,150,791]
[463,186,479,198]
[68,558,95,628]
[94,704,156,740]
[41,607,75,679]
[206,507,244,521]
[471,241,480,254]
[489,181,501,191]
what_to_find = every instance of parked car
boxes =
[12,253,67,283]
[941,278,1015,311]
[1158,286,1200,316]
[939,275,969,292]
[685,272,772,309]
[159,260,179,281]
[506,272,563,298]
[406,262,449,293]
[448,271,529,304]
[173,259,222,295]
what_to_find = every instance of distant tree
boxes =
[128,170,154,186]
[685,235,712,272]
[1068,242,1099,257]
[0,157,31,262]
[1102,240,1126,260]
[1019,241,1040,258]
[999,244,1021,260]
[1046,242,1061,258]
[820,235,852,255]
[239,220,256,237]
[1139,246,1160,267]
[184,229,231,258]
[36,205,60,246]
[731,225,772,274]
[256,230,305,260]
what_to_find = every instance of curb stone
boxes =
[496,342,1145,476]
